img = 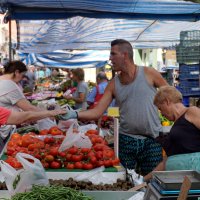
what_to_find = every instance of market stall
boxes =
[1,1,200,199]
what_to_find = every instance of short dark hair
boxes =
[96,72,107,80]
[72,68,84,81]
[111,39,133,61]
[4,60,27,74]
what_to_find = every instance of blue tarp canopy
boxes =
[15,18,200,53]
[18,50,109,68]
[1,0,200,21]
[1,0,200,66]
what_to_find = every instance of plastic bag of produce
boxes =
[0,153,49,196]
[57,119,77,131]
[59,121,92,152]
[37,118,57,131]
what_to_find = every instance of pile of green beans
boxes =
[1,185,94,200]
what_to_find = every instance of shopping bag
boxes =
[59,121,92,152]
[37,118,57,131]
[0,153,49,195]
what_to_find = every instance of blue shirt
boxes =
[87,81,108,103]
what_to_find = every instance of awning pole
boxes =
[9,20,12,61]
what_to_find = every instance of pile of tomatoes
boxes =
[5,127,120,170]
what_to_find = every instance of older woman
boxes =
[144,85,200,181]
[63,68,88,110]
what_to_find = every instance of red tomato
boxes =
[111,158,120,166]
[49,126,63,136]
[71,154,83,162]
[44,137,55,144]
[81,148,90,154]
[6,147,16,156]
[87,151,96,160]
[74,162,83,169]
[96,160,104,167]
[104,159,112,167]
[13,161,23,169]
[11,133,21,140]
[66,153,72,161]
[95,137,104,144]
[45,155,54,162]
[58,151,66,158]
[96,151,103,159]
[6,157,22,169]
[49,147,59,156]
[86,129,99,135]
[41,160,49,169]
[50,161,61,169]
[82,163,93,170]
[89,156,97,165]
[93,144,108,151]
[28,143,40,151]
[103,149,114,159]
[66,163,75,169]
[39,129,49,135]
[7,141,15,147]
[34,153,42,160]
[67,147,78,155]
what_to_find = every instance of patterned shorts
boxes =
[119,134,163,175]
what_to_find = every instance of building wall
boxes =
[134,48,164,71]
[0,14,17,61]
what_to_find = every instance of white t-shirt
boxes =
[0,80,25,110]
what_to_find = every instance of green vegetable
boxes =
[1,185,94,200]
[12,174,20,190]
[17,126,39,134]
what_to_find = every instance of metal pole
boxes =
[8,20,12,61]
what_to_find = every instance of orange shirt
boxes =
[0,107,11,126]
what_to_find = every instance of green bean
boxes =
[3,185,94,200]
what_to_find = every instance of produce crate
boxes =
[179,64,200,80]
[179,80,200,88]
[180,30,200,47]
[176,45,200,64]
[179,86,200,96]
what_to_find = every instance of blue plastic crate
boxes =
[179,87,200,96]
[180,80,200,88]
[179,64,200,80]
[182,96,189,106]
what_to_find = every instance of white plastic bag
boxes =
[79,124,97,133]
[37,118,57,131]
[0,153,49,196]
[59,121,92,152]
[127,169,144,186]
[74,166,117,184]
[57,119,77,131]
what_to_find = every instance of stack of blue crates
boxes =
[179,64,200,106]
[176,31,200,106]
